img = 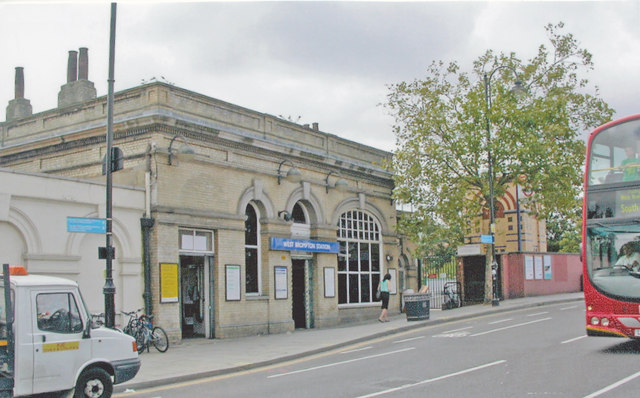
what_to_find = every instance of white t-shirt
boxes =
[615,252,640,268]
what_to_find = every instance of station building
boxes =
[0,49,420,341]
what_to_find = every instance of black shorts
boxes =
[380,291,389,309]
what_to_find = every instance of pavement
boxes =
[115,292,584,393]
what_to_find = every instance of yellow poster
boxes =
[160,263,179,303]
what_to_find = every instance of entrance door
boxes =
[292,259,306,329]
[180,255,205,338]
[463,255,486,303]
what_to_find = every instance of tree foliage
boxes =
[387,22,613,258]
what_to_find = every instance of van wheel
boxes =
[74,368,113,398]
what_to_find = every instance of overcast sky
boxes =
[1,1,639,151]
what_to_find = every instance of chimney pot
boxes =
[78,47,89,80]
[67,50,78,83]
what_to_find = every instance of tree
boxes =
[386,22,613,302]
[546,208,581,253]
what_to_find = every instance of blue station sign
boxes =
[67,217,107,234]
[270,237,339,253]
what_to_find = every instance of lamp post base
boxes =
[492,298,500,307]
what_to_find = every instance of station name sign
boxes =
[270,237,339,253]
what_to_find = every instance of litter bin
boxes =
[404,293,430,321]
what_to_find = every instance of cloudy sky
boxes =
[1,1,639,151]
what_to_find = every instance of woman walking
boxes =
[378,273,391,322]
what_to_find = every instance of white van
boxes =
[0,266,140,398]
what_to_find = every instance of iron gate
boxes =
[422,255,460,309]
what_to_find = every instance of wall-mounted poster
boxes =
[534,256,543,280]
[525,256,534,280]
[274,266,288,300]
[544,255,552,280]
[225,264,241,301]
[324,268,335,298]
[159,263,179,303]
[388,269,397,294]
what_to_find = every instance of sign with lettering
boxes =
[159,263,179,303]
[270,237,339,253]
[617,189,640,217]
[67,217,106,234]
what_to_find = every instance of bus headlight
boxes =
[601,318,610,327]
[591,316,600,325]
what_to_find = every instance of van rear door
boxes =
[31,289,91,394]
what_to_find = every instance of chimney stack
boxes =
[15,66,25,99]
[78,47,88,80]
[312,122,319,131]
[66,50,78,83]
[58,48,96,108]
[6,66,33,121]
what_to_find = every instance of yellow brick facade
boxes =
[1,80,422,342]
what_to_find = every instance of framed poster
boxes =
[274,266,288,300]
[159,263,179,303]
[544,255,553,280]
[225,264,241,301]
[324,267,335,298]
[388,269,397,294]
[525,255,534,280]
[534,256,543,280]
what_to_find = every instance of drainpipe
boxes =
[516,184,522,252]
[141,144,155,316]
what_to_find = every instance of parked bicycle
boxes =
[121,308,143,336]
[136,314,169,353]
[121,309,169,353]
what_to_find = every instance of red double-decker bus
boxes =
[584,114,640,338]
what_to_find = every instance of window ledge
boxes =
[246,295,269,301]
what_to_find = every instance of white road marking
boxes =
[443,326,473,332]
[354,360,507,398]
[527,311,549,317]
[488,318,513,325]
[561,335,587,344]
[560,305,579,311]
[583,370,640,398]
[267,347,415,378]
[341,346,373,354]
[433,331,471,338]
[470,318,552,337]
[393,336,426,344]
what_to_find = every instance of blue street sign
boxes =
[270,237,339,253]
[67,217,107,234]
[480,234,494,244]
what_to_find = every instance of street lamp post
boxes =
[483,66,523,307]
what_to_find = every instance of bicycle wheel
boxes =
[151,326,169,353]
[135,328,146,353]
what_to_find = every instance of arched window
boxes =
[292,202,306,224]
[337,210,382,304]
[245,203,260,294]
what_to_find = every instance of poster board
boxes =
[225,264,241,301]
[534,256,543,280]
[525,255,534,280]
[544,255,552,279]
[324,267,335,298]
[159,263,179,303]
[274,266,288,300]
